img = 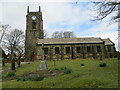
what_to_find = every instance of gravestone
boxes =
[40,43,48,70]
[40,61,48,70]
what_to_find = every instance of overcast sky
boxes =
[0,0,119,51]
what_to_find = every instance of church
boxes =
[25,6,116,61]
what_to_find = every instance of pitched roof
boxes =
[102,38,114,45]
[37,37,104,45]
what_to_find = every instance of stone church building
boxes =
[25,6,116,61]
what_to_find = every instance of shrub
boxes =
[16,77,22,81]
[81,64,84,66]
[23,78,26,81]
[64,68,71,74]
[99,63,106,67]
[0,75,2,79]
[7,72,16,77]
[54,68,59,70]
[60,67,72,74]
[60,67,64,70]
[2,75,8,78]
[16,75,44,81]
[16,77,26,81]
[30,75,44,81]
[60,67,67,70]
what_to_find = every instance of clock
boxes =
[32,16,36,20]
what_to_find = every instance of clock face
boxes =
[32,16,36,20]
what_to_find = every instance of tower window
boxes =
[55,47,59,54]
[76,47,80,53]
[66,47,70,54]
[32,21,36,29]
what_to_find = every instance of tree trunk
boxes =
[17,60,21,67]
[11,59,15,70]
[2,60,5,67]
[11,54,15,70]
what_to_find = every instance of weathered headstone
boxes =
[40,61,48,70]
[40,43,48,70]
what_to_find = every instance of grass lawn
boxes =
[2,58,118,88]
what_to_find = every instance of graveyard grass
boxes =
[2,58,118,88]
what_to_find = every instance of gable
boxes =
[102,39,114,45]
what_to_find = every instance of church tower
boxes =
[25,6,43,61]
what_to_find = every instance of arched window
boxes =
[32,21,36,29]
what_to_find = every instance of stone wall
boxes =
[36,43,106,60]
[25,11,43,61]
[104,45,116,58]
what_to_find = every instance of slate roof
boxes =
[37,37,104,45]
[102,38,114,45]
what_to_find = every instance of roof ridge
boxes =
[39,37,101,40]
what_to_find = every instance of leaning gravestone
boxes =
[40,43,48,70]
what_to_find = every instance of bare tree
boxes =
[43,30,49,38]
[90,0,120,22]
[52,31,63,38]
[16,42,25,67]
[63,31,76,38]
[2,29,25,70]
[52,31,76,38]
[0,24,11,44]
[90,0,120,52]
[0,24,11,67]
